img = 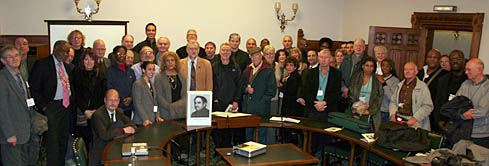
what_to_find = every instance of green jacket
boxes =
[242,62,277,115]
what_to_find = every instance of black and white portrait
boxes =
[187,91,212,127]
[191,95,210,117]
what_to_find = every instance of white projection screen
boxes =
[46,20,128,57]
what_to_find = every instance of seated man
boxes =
[389,62,433,131]
[456,58,489,148]
[89,89,136,166]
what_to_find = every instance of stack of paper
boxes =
[269,117,301,123]
[361,133,376,143]
[212,112,251,118]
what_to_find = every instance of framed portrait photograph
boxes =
[186,91,212,127]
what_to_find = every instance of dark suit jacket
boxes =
[0,68,32,144]
[191,108,210,117]
[29,55,75,111]
[302,67,342,119]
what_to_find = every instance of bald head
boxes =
[465,58,484,82]
[283,35,293,49]
[403,62,418,80]
[93,39,106,58]
[104,89,120,112]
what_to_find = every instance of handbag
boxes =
[375,121,430,152]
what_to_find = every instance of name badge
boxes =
[26,82,30,88]
[153,106,158,113]
[27,98,35,107]
[317,90,324,96]
[448,94,456,101]
[279,92,284,98]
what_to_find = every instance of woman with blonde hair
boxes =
[289,47,307,74]
[154,51,187,120]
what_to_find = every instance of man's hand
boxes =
[122,97,133,107]
[84,110,96,119]
[342,88,349,98]
[246,87,254,94]
[463,109,476,120]
[390,115,396,122]
[143,120,152,127]
[438,121,445,128]
[156,117,164,122]
[123,127,135,134]
[232,102,239,110]
[314,101,327,112]
[297,98,306,106]
[376,74,385,84]
[7,137,17,146]
[407,117,417,127]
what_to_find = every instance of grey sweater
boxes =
[456,78,489,138]
[381,75,400,113]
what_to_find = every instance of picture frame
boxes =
[186,91,212,127]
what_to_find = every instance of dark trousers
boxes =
[1,143,29,165]
[45,101,71,166]
[472,136,489,149]
[213,129,232,148]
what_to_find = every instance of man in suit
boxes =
[176,29,206,59]
[93,39,111,77]
[0,46,34,165]
[191,96,210,117]
[297,49,342,155]
[180,40,213,91]
[14,37,36,81]
[30,40,74,166]
[89,89,136,166]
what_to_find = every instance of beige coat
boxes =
[179,57,213,91]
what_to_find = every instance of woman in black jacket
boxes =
[72,48,107,149]
[280,56,303,145]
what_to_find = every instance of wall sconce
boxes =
[74,0,101,22]
[275,2,298,32]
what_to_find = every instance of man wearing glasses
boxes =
[106,45,136,118]
[131,46,161,83]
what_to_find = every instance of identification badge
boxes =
[27,98,35,107]
[26,82,30,88]
[448,94,456,101]
[153,106,158,113]
[279,92,284,98]
[359,97,366,103]
[317,90,324,96]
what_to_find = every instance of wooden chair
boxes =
[72,137,88,166]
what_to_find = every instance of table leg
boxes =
[196,132,201,166]
[206,130,211,166]
[254,127,259,142]
[166,143,171,165]
[361,148,367,166]
[349,141,356,166]
[302,130,308,152]
[307,132,312,153]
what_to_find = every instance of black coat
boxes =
[212,59,242,111]
[302,67,342,120]
[281,70,303,117]
[72,67,106,113]
[440,95,474,147]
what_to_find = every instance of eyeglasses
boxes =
[116,52,126,55]
[2,54,21,60]
[71,36,82,40]
[142,51,153,55]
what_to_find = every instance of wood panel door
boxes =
[367,26,427,79]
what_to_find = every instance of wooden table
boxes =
[216,144,318,166]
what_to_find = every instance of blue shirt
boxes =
[359,75,373,103]
[52,55,70,100]
[316,67,329,101]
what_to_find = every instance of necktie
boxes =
[190,61,196,90]
[16,73,26,98]
[58,63,70,108]
[109,112,114,122]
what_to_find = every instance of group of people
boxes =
[1,22,488,166]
